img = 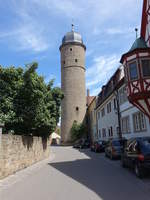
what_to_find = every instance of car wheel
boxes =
[134,163,143,178]
[110,153,113,160]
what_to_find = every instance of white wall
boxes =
[97,94,119,141]
[119,85,150,139]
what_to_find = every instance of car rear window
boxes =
[141,139,150,152]
[112,141,121,146]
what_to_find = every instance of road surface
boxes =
[1,146,150,200]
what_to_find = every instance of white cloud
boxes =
[90,87,101,97]
[44,74,56,84]
[0,0,49,53]
[16,26,48,52]
[32,0,84,18]
[86,49,94,57]
[0,30,19,39]
[1,0,142,52]
[2,25,49,53]
[93,27,138,37]
[86,55,120,96]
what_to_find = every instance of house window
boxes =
[121,116,130,134]
[114,98,117,110]
[141,59,150,77]
[107,102,111,113]
[108,127,113,137]
[102,128,106,138]
[129,61,138,80]
[119,86,127,105]
[133,112,146,132]
[97,111,100,119]
[110,126,113,136]
[90,111,93,123]
[108,129,111,137]
[98,130,101,138]
[101,108,105,117]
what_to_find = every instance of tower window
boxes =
[70,48,72,51]
[75,59,78,63]
[63,61,65,64]
[76,107,79,111]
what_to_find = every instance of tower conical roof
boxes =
[129,37,148,52]
[62,31,83,44]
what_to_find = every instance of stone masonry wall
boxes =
[0,134,50,179]
[61,44,86,143]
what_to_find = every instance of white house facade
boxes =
[97,93,119,141]
[119,83,150,139]
[96,67,124,141]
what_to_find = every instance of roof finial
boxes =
[135,28,138,39]
[71,18,74,32]
[71,23,74,32]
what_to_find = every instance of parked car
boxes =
[105,139,124,159]
[80,139,90,149]
[121,137,150,178]
[91,140,106,152]
[73,139,82,148]
[73,139,90,149]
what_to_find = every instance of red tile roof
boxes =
[86,96,95,107]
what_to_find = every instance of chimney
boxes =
[102,85,106,97]
[87,89,90,97]
[87,89,90,107]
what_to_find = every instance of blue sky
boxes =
[0,0,143,95]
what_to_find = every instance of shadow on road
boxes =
[49,148,150,200]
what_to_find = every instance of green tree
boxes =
[0,63,63,137]
[0,66,23,131]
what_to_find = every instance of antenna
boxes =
[135,28,138,39]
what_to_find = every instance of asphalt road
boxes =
[1,146,150,200]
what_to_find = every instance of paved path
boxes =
[1,146,150,200]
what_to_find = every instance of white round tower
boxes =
[60,25,86,143]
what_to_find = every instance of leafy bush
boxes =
[71,121,86,141]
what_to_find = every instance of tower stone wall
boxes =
[60,40,86,143]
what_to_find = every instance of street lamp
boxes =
[114,90,122,140]
[120,32,150,120]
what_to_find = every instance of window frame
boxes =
[140,58,150,78]
[133,112,147,132]
[101,107,105,117]
[118,85,127,105]
[121,116,130,134]
[107,102,111,113]
[128,60,139,81]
